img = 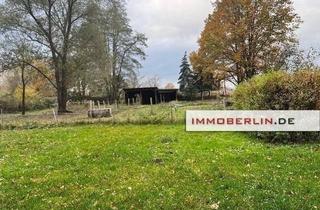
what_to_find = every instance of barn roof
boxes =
[123,87,158,92]
[123,87,178,92]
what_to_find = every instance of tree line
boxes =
[0,0,147,114]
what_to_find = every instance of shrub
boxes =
[0,94,55,113]
[233,70,320,143]
[289,70,320,110]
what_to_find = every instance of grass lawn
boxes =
[1,124,320,209]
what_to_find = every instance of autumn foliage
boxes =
[191,0,301,85]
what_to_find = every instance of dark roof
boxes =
[123,87,178,92]
[158,89,178,93]
[123,87,158,92]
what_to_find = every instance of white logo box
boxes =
[186,111,320,132]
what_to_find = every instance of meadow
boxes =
[0,101,224,130]
[1,101,320,209]
[1,124,320,209]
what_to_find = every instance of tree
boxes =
[69,0,147,102]
[192,0,301,85]
[0,39,36,115]
[289,48,320,71]
[178,52,196,98]
[104,0,147,102]
[193,73,218,100]
[143,75,161,87]
[0,0,87,113]
[190,51,221,99]
[70,1,108,99]
[164,83,176,89]
[0,39,54,114]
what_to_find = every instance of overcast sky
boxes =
[127,0,320,87]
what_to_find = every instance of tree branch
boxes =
[22,61,58,90]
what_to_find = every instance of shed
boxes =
[123,87,178,105]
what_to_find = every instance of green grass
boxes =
[1,124,320,209]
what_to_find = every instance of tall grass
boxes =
[0,100,224,130]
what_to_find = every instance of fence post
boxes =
[52,109,57,122]
[170,106,176,123]
[89,101,93,117]
[0,109,3,129]
[150,97,154,115]
[90,100,93,110]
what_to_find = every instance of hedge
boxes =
[233,70,320,143]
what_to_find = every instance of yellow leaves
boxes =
[192,0,300,84]
[14,85,39,100]
[30,177,47,184]
[234,51,242,63]
[210,202,220,209]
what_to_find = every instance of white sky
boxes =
[127,0,320,87]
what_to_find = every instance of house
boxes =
[123,87,178,105]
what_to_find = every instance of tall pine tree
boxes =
[178,52,196,99]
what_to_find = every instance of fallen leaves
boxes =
[210,202,220,210]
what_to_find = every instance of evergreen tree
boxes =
[178,52,196,99]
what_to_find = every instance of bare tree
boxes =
[142,75,161,88]
[164,83,176,89]
[289,48,320,71]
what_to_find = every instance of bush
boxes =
[0,94,19,112]
[233,70,320,143]
[0,95,55,113]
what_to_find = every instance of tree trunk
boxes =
[22,84,26,115]
[55,65,69,114]
[21,65,26,116]
[57,85,68,114]
[201,90,204,101]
